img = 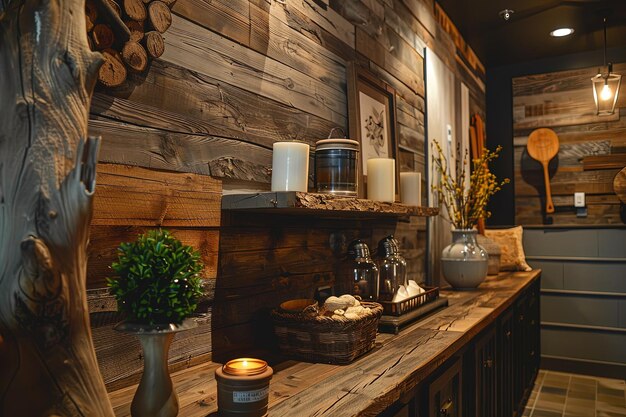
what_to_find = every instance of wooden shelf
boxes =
[221,192,439,218]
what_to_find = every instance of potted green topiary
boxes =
[107,229,204,417]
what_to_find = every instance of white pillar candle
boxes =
[367,158,395,202]
[271,141,310,192]
[400,172,421,206]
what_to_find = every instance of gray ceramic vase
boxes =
[441,229,488,289]
[115,319,198,417]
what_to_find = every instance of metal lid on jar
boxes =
[347,239,372,260]
[378,235,401,257]
[315,138,360,151]
[222,358,268,376]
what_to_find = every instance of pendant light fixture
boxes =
[591,17,621,116]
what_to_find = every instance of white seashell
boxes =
[333,309,345,316]
[344,312,359,320]
[339,294,357,307]
[346,306,364,315]
[331,314,344,320]
[324,296,349,311]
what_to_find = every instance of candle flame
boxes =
[243,360,248,367]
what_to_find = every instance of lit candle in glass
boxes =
[215,358,273,417]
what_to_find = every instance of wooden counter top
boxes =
[109,270,540,417]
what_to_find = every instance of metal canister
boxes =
[315,128,359,196]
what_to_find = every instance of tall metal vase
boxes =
[441,229,488,289]
[115,319,198,417]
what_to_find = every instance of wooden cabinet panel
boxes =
[428,358,462,417]
[475,327,497,417]
[498,310,515,417]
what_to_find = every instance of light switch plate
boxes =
[574,192,585,207]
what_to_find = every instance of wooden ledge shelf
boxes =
[221,192,439,218]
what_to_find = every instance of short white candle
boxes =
[271,142,310,192]
[400,172,421,206]
[367,158,395,202]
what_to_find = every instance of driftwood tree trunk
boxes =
[0,0,113,415]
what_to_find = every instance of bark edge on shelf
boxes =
[222,192,439,218]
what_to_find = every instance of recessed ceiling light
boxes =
[550,28,575,37]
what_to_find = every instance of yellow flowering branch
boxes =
[431,140,509,230]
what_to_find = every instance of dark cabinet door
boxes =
[512,293,528,410]
[526,279,540,386]
[475,327,497,417]
[498,310,515,417]
[428,358,462,417]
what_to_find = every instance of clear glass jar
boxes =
[376,236,407,301]
[346,240,379,301]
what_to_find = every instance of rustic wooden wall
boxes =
[512,63,626,225]
[88,164,221,391]
[86,0,486,390]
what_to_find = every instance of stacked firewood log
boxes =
[86,0,173,87]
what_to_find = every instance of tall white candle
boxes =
[400,172,421,206]
[367,158,395,202]
[271,142,310,192]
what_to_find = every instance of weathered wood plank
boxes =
[513,88,619,130]
[514,140,610,168]
[163,15,347,125]
[582,154,626,170]
[398,121,425,153]
[516,197,622,226]
[512,63,626,99]
[356,26,424,96]
[92,163,222,227]
[90,118,273,182]
[514,168,620,196]
[90,60,339,148]
[383,3,426,56]
[398,0,437,38]
[172,0,251,46]
[249,3,347,89]
[88,226,219,289]
[289,0,356,48]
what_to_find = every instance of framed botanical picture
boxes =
[346,63,399,199]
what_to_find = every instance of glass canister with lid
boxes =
[314,128,359,196]
[376,235,408,302]
[346,240,379,301]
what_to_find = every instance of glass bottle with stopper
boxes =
[346,240,379,301]
[377,235,407,301]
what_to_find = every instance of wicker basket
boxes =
[271,301,383,364]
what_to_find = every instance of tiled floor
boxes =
[523,370,626,417]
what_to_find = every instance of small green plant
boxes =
[107,229,204,325]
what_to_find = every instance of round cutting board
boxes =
[614,166,626,203]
